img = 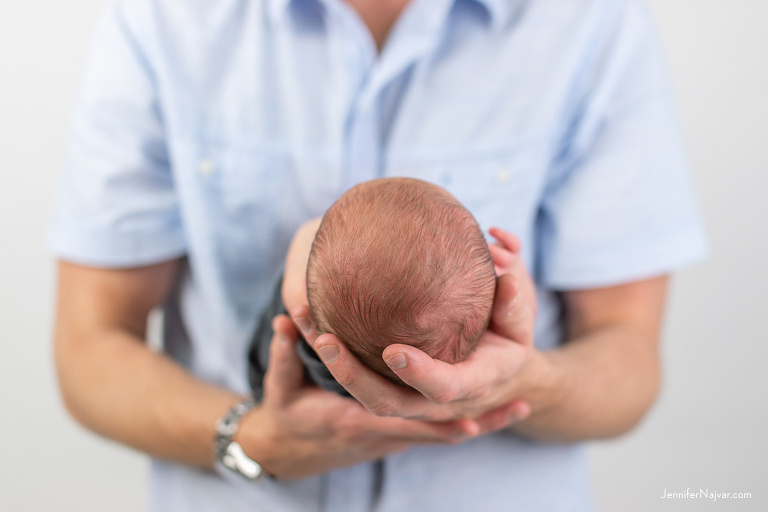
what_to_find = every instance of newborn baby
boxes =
[248,177,533,395]
[307,177,497,383]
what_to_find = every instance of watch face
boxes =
[223,441,264,481]
[215,399,263,481]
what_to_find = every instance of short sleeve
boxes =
[536,0,708,290]
[48,0,186,267]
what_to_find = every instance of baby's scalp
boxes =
[306,177,496,382]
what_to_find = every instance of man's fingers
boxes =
[356,412,478,443]
[473,405,513,433]
[289,304,318,345]
[388,418,475,443]
[384,333,527,404]
[473,399,531,434]
[313,333,422,417]
[488,243,514,272]
[291,311,452,420]
[490,273,533,347]
[488,227,521,253]
[264,315,305,404]
[382,344,471,407]
[506,399,532,423]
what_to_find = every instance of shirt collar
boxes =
[267,0,514,32]
[473,0,514,32]
[266,0,291,25]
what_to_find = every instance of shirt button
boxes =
[496,170,510,184]
[198,159,216,176]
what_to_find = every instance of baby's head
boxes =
[306,178,496,383]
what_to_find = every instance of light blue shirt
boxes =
[50,0,707,510]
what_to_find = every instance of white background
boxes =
[1,1,765,510]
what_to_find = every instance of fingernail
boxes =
[460,420,480,437]
[509,410,529,424]
[317,345,339,364]
[294,316,312,334]
[386,353,407,370]
[506,294,520,317]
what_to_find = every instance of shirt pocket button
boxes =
[198,159,217,176]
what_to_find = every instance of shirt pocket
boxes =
[195,144,284,225]
[388,150,544,235]
[177,137,287,281]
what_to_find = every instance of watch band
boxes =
[213,398,266,482]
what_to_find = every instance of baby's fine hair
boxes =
[306,178,496,381]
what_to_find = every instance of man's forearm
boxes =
[56,326,241,468]
[54,256,479,481]
[511,324,660,442]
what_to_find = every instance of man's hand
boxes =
[236,315,516,479]
[293,271,670,443]
[284,225,536,423]
[291,269,534,423]
[283,218,666,442]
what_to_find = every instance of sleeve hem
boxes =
[541,222,709,291]
[47,224,187,268]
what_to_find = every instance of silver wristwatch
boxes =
[213,398,267,482]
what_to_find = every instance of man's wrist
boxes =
[234,404,279,478]
[509,348,568,429]
[214,398,269,482]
